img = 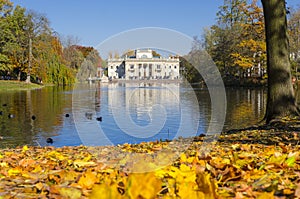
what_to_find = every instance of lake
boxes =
[0,82,266,148]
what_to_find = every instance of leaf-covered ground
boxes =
[1,123,300,198]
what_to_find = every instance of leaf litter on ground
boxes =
[1,120,300,198]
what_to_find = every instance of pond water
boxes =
[0,82,267,148]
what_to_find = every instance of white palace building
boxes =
[107,49,180,80]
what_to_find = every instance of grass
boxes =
[0,80,43,91]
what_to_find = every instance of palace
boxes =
[107,49,180,80]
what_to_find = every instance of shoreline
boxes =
[0,80,44,91]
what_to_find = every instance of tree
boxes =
[204,0,267,80]
[4,5,30,80]
[231,0,266,78]
[261,0,299,123]
[288,7,300,79]
[0,0,13,73]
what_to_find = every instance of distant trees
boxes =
[0,0,102,85]
[200,0,300,87]
[202,0,266,85]
[73,45,102,82]
[288,7,300,79]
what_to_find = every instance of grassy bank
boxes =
[0,80,43,91]
[0,121,300,198]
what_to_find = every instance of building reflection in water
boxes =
[74,84,268,146]
[100,82,200,144]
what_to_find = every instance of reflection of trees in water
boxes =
[225,88,267,130]
[0,86,73,147]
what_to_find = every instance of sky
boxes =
[9,0,300,55]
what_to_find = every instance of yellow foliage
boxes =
[196,172,217,199]
[90,183,123,199]
[127,172,162,199]
[178,182,206,199]
[78,170,98,189]
[47,151,66,161]
[59,187,82,199]
[22,145,29,153]
[8,167,22,176]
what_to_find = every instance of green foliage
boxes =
[180,56,202,83]
[0,0,102,85]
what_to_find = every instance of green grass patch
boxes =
[0,80,43,91]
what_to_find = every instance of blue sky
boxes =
[10,0,300,48]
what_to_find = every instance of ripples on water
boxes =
[0,83,266,147]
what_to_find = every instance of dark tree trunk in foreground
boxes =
[261,0,299,123]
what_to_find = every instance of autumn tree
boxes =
[231,0,266,77]
[288,7,300,79]
[261,0,299,123]
[204,0,266,82]
[0,0,76,84]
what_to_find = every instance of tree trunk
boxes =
[25,37,32,83]
[261,0,299,123]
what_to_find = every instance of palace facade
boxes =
[107,49,180,80]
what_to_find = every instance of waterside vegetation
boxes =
[0,80,43,91]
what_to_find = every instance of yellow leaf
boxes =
[62,170,78,182]
[90,183,122,199]
[83,154,92,162]
[178,182,205,199]
[0,162,8,167]
[127,172,162,199]
[78,170,97,189]
[22,145,29,153]
[267,154,287,165]
[195,172,217,198]
[285,156,296,167]
[181,155,196,164]
[47,151,66,161]
[59,187,82,199]
[257,191,274,199]
[8,167,22,176]
[35,182,44,191]
[73,160,96,168]
[180,164,191,172]
[180,153,187,162]
[32,165,43,173]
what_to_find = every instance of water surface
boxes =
[0,83,266,147]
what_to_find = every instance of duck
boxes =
[46,138,53,144]
[31,115,36,120]
[8,114,14,118]
[65,113,70,118]
[96,116,102,122]
[85,112,93,120]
